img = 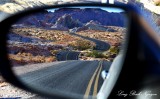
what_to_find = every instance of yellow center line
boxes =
[84,60,102,99]
[93,61,103,96]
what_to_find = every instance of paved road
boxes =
[56,33,110,61]
[56,51,80,61]
[19,60,111,98]
[19,29,111,98]
[72,33,110,51]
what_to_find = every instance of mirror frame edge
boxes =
[0,3,139,99]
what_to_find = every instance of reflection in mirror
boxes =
[7,6,127,98]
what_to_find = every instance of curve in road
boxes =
[72,33,110,51]
[56,33,110,61]
[56,51,80,61]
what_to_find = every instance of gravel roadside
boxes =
[0,62,65,98]
[0,76,35,98]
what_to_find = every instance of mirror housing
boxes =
[0,3,149,99]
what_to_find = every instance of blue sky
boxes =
[47,7,124,13]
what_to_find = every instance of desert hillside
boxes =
[6,7,126,66]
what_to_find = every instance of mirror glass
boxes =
[7,6,128,98]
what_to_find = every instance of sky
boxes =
[101,7,124,12]
[47,7,124,13]
[101,0,114,4]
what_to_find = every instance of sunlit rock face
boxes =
[153,0,160,5]
[116,0,160,33]
[130,0,160,33]
[13,8,125,30]
[0,0,55,14]
[0,0,79,21]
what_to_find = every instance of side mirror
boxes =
[0,3,143,99]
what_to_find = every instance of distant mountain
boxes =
[74,20,116,32]
[49,8,126,27]
[84,20,116,31]
[15,8,126,30]
[51,14,83,30]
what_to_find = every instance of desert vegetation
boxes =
[68,39,96,50]
[77,28,125,46]
[8,27,97,66]
[8,25,125,65]
[7,7,126,65]
[76,29,124,61]
[8,24,125,65]
[9,53,56,66]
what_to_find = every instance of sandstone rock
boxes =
[153,0,160,5]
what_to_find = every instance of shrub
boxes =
[86,50,105,58]
[109,46,119,54]
[68,39,95,50]
[9,53,56,66]
[50,50,59,55]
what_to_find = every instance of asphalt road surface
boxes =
[19,60,111,98]
[17,30,111,98]
[72,33,110,51]
[56,51,80,61]
[56,33,110,61]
